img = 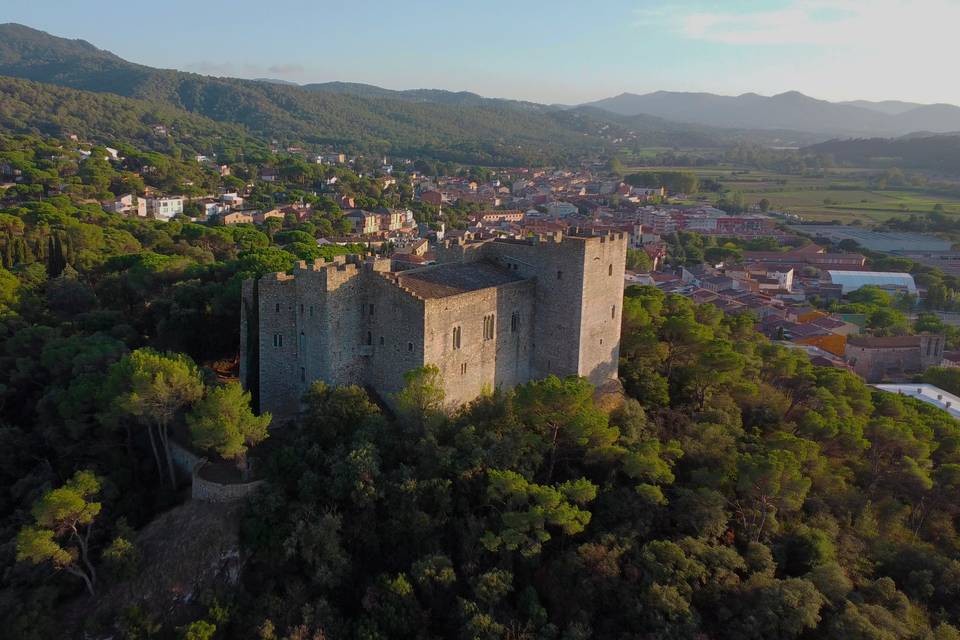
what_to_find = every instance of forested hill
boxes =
[807,135,960,173]
[0,23,750,164]
[3,132,960,637]
[0,76,266,159]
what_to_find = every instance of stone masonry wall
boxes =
[577,233,628,383]
[423,279,534,407]
[364,272,427,402]
[191,475,264,503]
[256,272,300,423]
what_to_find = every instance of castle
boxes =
[240,231,627,421]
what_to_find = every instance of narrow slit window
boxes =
[453,326,461,350]
[483,314,495,340]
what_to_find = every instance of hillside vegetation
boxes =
[1,133,960,639]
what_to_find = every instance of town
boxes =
[25,141,956,417]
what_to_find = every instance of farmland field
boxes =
[623,164,960,224]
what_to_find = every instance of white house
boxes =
[146,196,185,221]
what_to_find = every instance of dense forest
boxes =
[0,76,268,160]
[1,129,960,639]
[807,135,960,174]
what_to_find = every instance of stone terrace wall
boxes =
[191,475,264,503]
[169,440,264,503]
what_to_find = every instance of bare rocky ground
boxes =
[66,500,245,637]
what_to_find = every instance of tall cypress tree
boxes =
[46,234,66,277]
[14,237,27,266]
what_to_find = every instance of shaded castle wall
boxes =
[255,272,300,423]
[481,233,627,385]
[577,233,628,383]
[364,273,427,402]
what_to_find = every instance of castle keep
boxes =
[241,232,627,421]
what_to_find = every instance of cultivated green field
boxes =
[624,165,960,224]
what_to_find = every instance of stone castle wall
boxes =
[423,279,535,407]
[480,232,628,385]
[243,233,627,418]
[576,233,628,383]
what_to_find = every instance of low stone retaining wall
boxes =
[191,474,265,503]
[168,440,264,503]
[168,440,203,477]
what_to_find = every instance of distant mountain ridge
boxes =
[839,99,924,116]
[0,23,826,164]
[0,21,950,163]
[583,91,960,137]
[0,24,637,164]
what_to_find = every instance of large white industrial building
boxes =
[826,270,917,295]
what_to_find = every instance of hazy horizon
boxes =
[2,0,956,106]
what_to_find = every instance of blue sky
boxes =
[3,0,955,105]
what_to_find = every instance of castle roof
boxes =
[846,335,922,349]
[393,261,525,299]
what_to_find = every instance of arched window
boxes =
[452,326,461,350]
[608,264,613,276]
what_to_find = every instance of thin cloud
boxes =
[267,63,304,75]
[184,61,307,78]
[636,0,960,47]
